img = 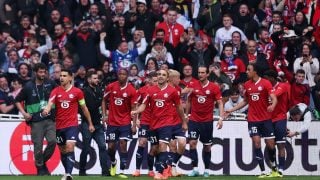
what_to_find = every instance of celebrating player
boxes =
[42,69,95,180]
[186,66,224,177]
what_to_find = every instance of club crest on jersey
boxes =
[197,96,206,103]
[195,90,199,93]
[69,94,74,98]
[58,94,62,97]
[164,93,168,98]
[205,90,210,94]
[123,92,127,97]
[113,91,117,94]
[258,86,263,91]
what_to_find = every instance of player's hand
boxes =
[216,119,223,129]
[182,122,188,132]
[102,116,108,125]
[267,105,275,112]
[100,32,106,40]
[224,111,231,118]
[131,125,137,135]
[136,119,141,128]
[23,112,32,121]
[88,124,95,133]
[131,110,139,117]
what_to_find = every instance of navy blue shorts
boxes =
[188,120,213,145]
[106,124,132,142]
[56,126,79,146]
[248,120,274,138]
[138,124,150,138]
[273,120,287,143]
[148,130,159,146]
[150,124,186,145]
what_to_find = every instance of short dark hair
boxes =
[264,69,278,79]
[86,70,97,79]
[230,87,240,95]
[198,65,209,74]
[289,105,302,116]
[33,63,47,72]
[296,69,305,75]
[156,28,165,34]
[249,62,263,77]
[61,69,73,76]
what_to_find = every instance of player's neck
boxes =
[252,76,260,82]
[200,79,209,86]
[62,83,72,90]
[158,82,167,89]
[119,81,127,88]
[184,76,192,82]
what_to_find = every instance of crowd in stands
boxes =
[0,0,320,117]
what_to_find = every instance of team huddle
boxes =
[16,63,311,180]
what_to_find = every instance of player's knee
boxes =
[203,145,211,152]
[138,138,147,147]
[189,140,197,148]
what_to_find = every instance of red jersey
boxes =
[272,82,291,122]
[244,78,274,122]
[142,84,180,130]
[220,58,246,81]
[49,86,84,129]
[104,82,137,126]
[171,85,183,126]
[180,78,197,88]
[188,80,222,122]
[136,85,152,125]
[290,82,310,107]
[154,22,184,47]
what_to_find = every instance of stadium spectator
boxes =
[138,57,158,79]
[128,64,142,89]
[17,62,31,84]
[100,60,117,87]
[287,103,313,137]
[224,87,248,114]
[145,38,174,69]
[290,69,310,106]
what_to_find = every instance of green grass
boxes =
[0,175,319,180]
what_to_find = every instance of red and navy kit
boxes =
[220,58,246,81]
[180,78,197,88]
[136,85,152,125]
[244,78,274,122]
[142,84,180,130]
[49,86,84,129]
[272,82,291,122]
[104,82,137,126]
[188,80,222,122]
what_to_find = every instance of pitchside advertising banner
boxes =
[0,121,319,176]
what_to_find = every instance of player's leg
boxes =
[171,124,186,177]
[199,121,214,177]
[92,124,109,176]
[42,119,56,175]
[118,124,133,178]
[79,122,93,176]
[133,125,149,176]
[58,126,78,180]
[147,130,159,177]
[248,122,266,177]
[263,120,276,173]
[272,120,286,177]
[106,125,118,176]
[188,120,200,177]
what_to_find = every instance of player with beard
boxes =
[131,69,187,180]
[186,66,224,177]
[42,69,95,180]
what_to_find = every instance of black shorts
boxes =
[56,126,79,146]
[106,124,132,142]
[248,120,274,139]
[188,120,213,145]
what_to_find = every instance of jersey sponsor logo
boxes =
[69,94,74,98]
[258,86,263,91]
[205,90,210,95]
[61,101,70,108]
[250,93,260,101]
[155,99,165,107]
[10,122,60,174]
[114,98,123,106]
[197,96,206,104]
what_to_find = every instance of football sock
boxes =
[173,152,182,166]
[119,152,128,170]
[65,152,75,174]
[167,152,174,166]
[136,146,144,169]
[189,149,198,167]
[108,148,116,163]
[202,150,211,169]
[156,152,167,173]
[278,156,285,170]
[268,148,276,166]
[147,154,155,171]
[254,148,265,172]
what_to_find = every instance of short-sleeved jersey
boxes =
[104,82,137,126]
[272,82,291,122]
[136,85,152,125]
[244,78,274,122]
[180,78,197,88]
[188,80,222,122]
[49,86,84,129]
[171,85,183,126]
[142,84,180,130]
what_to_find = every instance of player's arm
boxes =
[185,94,191,117]
[131,103,146,115]
[216,99,224,129]
[176,104,188,131]
[288,110,313,137]
[267,93,277,112]
[79,101,95,133]
[131,104,137,135]
[42,101,54,116]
